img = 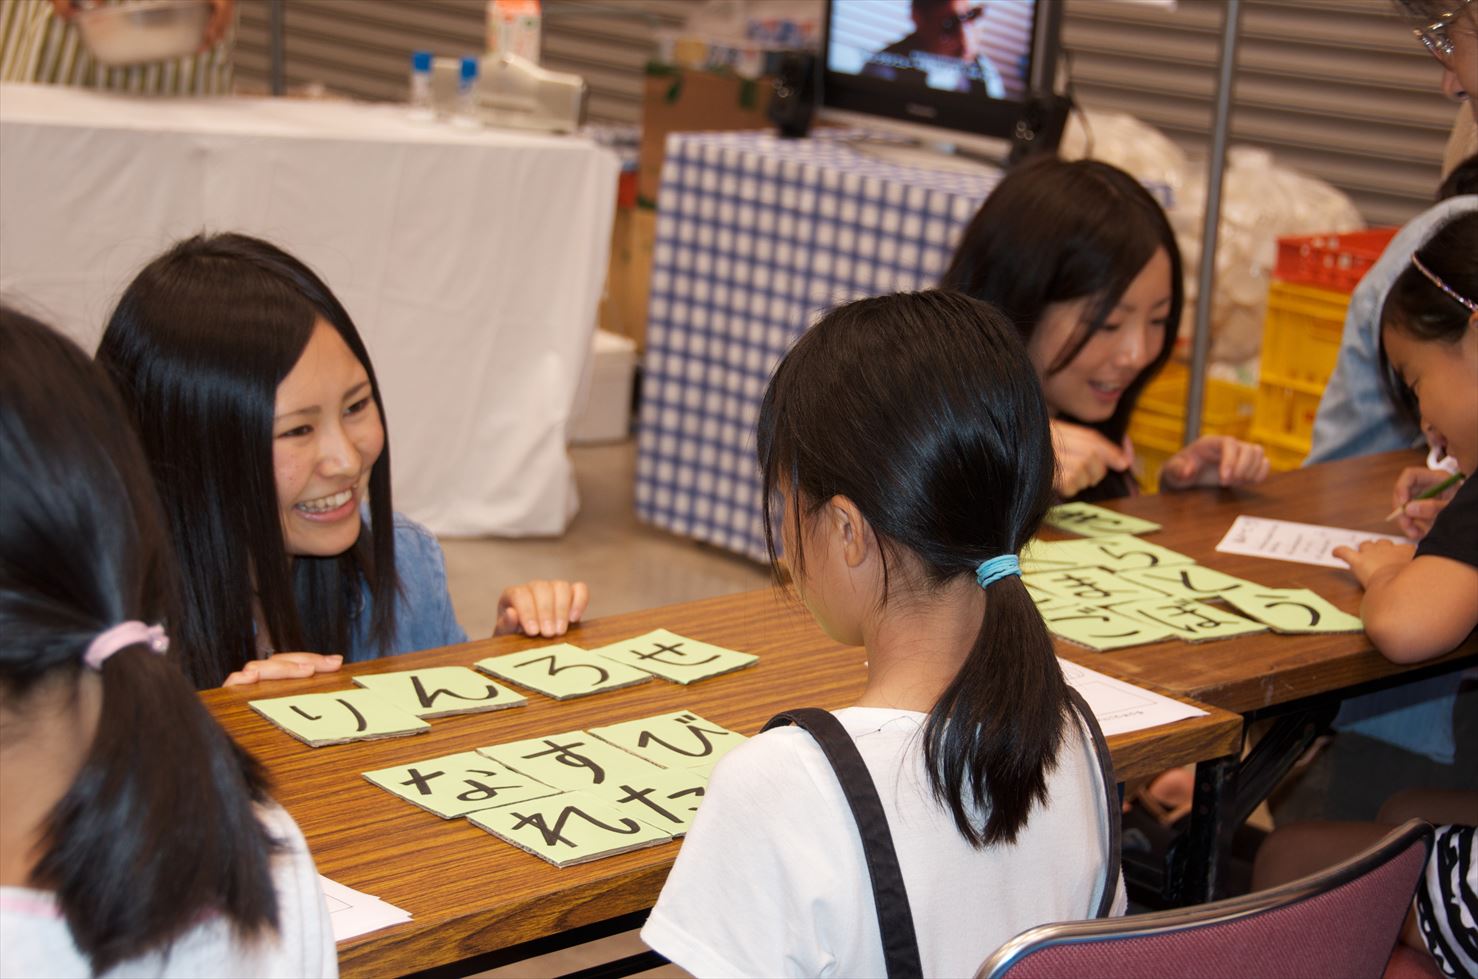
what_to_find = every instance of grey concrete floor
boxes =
[441,440,770,640]
[439,439,766,978]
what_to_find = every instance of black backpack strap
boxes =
[1065,687,1122,919]
[764,708,924,979]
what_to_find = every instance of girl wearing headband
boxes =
[0,307,334,976]
[1335,209,1478,660]
[97,233,588,689]
[643,291,1121,975]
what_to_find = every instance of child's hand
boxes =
[1051,420,1132,498]
[1332,538,1415,588]
[222,652,344,687]
[1160,435,1270,490]
[1390,466,1459,540]
[494,579,589,638]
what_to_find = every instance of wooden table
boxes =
[204,589,1239,978]
[1050,448,1477,902]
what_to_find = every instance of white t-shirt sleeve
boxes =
[258,804,339,978]
[642,728,863,978]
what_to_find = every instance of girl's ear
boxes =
[824,495,874,569]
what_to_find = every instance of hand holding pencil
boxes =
[1386,466,1464,540]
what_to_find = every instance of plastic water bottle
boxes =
[408,50,434,121]
[453,56,480,128]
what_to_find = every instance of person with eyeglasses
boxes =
[861,0,1007,99]
[1401,0,1478,172]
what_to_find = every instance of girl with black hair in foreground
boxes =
[942,157,1268,501]
[0,307,335,976]
[642,292,1122,976]
[97,233,588,689]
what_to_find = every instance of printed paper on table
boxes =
[352,666,527,718]
[468,790,673,867]
[249,689,430,747]
[363,750,558,818]
[475,643,654,699]
[588,629,757,684]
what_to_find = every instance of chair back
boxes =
[978,819,1433,979]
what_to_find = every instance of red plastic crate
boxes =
[1274,228,1397,293]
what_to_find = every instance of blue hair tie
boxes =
[975,554,1021,589]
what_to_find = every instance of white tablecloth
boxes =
[0,83,617,537]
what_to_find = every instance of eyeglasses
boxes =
[941,6,985,37]
[1412,0,1473,67]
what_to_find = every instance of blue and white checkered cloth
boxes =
[635,129,1002,562]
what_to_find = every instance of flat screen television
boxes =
[821,0,1062,154]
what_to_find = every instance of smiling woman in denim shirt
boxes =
[95,233,588,689]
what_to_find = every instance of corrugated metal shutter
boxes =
[235,0,688,123]
[236,0,1461,224]
[1061,0,1461,225]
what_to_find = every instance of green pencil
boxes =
[1385,471,1464,522]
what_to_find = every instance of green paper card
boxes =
[582,766,709,836]
[1120,565,1261,600]
[362,751,558,818]
[1024,581,1073,612]
[1024,568,1169,607]
[1041,603,1177,652]
[1115,597,1267,642]
[468,790,673,867]
[1020,538,1098,574]
[352,666,527,718]
[588,629,757,684]
[475,644,654,699]
[1218,588,1365,634]
[1064,534,1198,573]
[478,730,663,792]
[588,711,746,771]
[1045,503,1162,537]
[248,689,430,747]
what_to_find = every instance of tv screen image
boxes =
[827,0,1035,104]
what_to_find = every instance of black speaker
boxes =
[1007,92,1072,166]
[768,52,818,140]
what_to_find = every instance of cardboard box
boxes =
[598,206,657,350]
[638,67,773,206]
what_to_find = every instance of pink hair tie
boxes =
[83,621,169,671]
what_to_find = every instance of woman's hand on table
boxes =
[1160,435,1270,491]
[1332,538,1415,589]
[1051,420,1133,498]
[1389,466,1459,540]
[495,579,589,638]
[222,652,344,687]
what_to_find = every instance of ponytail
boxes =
[758,291,1067,850]
[34,645,280,973]
[1,307,282,974]
[924,575,1067,846]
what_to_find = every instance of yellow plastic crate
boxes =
[1248,422,1309,472]
[1259,281,1349,393]
[1250,382,1321,458]
[1128,361,1256,491]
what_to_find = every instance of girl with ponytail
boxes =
[643,291,1122,977]
[0,307,335,977]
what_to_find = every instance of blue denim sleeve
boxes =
[1307,197,1477,464]
[345,512,469,663]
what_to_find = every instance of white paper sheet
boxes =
[1060,658,1206,737]
[1214,516,1406,569]
[319,875,412,942]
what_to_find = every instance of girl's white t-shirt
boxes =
[643,706,1124,978]
[0,803,337,979]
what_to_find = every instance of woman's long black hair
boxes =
[96,233,398,688]
[758,290,1066,846]
[940,158,1184,501]
[0,306,279,972]
[1379,211,1478,421]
